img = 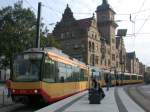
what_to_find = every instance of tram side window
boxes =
[58,62,67,83]
[66,65,73,82]
[132,75,137,80]
[138,76,142,80]
[43,58,56,83]
[124,75,130,80]
[72,66,80,81]
[80,69,85,81]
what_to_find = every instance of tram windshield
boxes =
[13,53,43,82]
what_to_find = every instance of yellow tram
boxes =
[9,47,89,104]
[7,47,144,104]
[90,68,143,87]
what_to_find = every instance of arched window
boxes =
[92,42,95,51]
[89,41,92,51]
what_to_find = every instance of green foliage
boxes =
[41,35,60,49]
[0,1,37,68]
[0,1,60,68]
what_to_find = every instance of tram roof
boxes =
[25,47,87,68]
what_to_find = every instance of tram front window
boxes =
[13,53,43,82]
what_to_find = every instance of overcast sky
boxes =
[1,0,150,66]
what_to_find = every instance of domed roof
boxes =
[64,4,72,15]
[61,4,76,22]
[96,0,111,11]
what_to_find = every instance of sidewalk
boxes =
[63,88,119,112]
[36,86,146,112]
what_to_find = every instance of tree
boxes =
[40,26,60,49]
[0,1,36,69]
[0,1,60,69]
[41,34,60,49]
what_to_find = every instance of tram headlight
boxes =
[34,89,38,94]
[12,89,15,93]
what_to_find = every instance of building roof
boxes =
[96,0,115,14]
[76,18,93,29]
[61,4,76,22]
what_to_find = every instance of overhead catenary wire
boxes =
[24,0,37,11]
[43,5,62,15]
[23,0,150,34]
[24,0,55,32]
[136,14,150,35]
[128,0,146,51]
[24,0,150,17]
[134,0,146,20]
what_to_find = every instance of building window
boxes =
[90,54,94,66]
[95,34,97,39]
[108,59,110,66]
[95,56,99,64]
[112,54,115,61]
[92,34,94,38]
[101,59,103,65]
[116,62,119,67]
[105,59,107,66]
[92,42,95,51]
[108,50,110,55]
[89,41,92,51]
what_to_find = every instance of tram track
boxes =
[11,104,46,112]
[124,84,150,112]
[136,85,150,101]
[0,100,47,112]
[0,103,25,112]
[114,87,128,112]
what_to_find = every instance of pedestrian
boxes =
[92,78,98,89]
[91,78,105,98]
[105,74,111,91]
[6,79,11,97]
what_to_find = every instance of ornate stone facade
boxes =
[52,0,145,75]
[53,5,101,68]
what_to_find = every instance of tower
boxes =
[96,0,118,69]
[96,0,117,44]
